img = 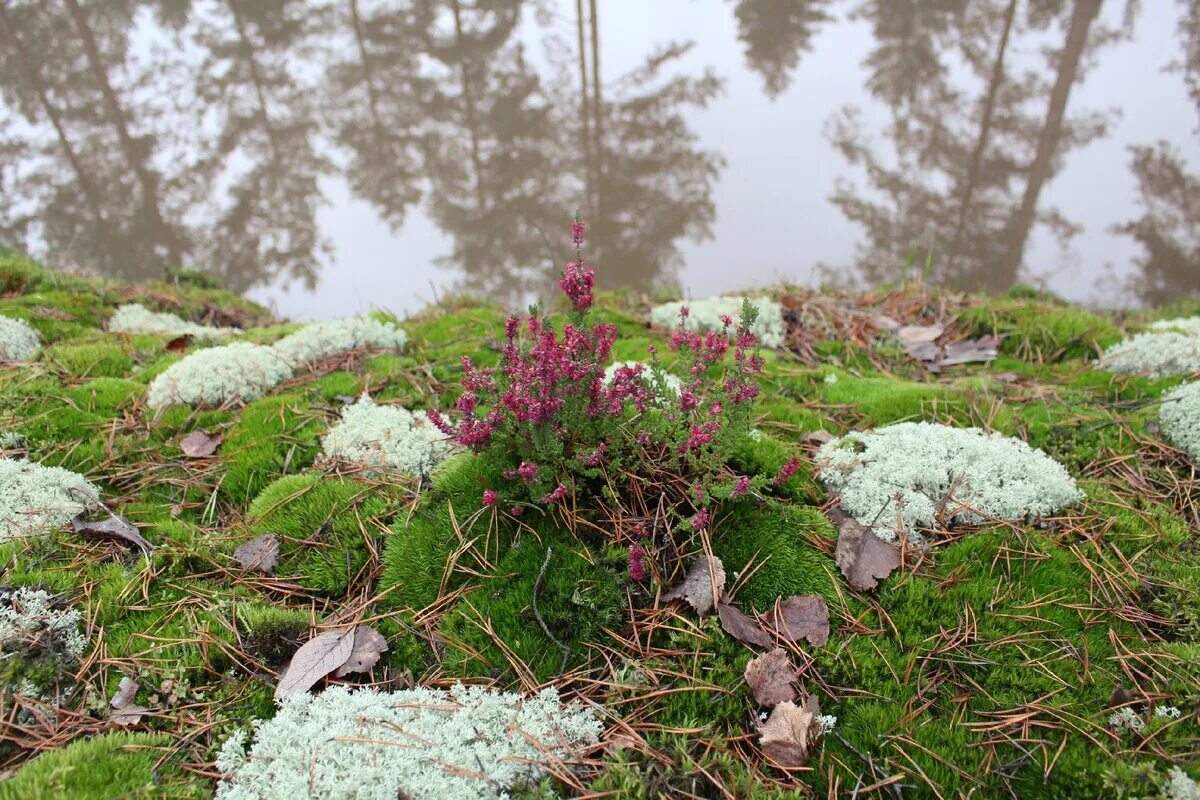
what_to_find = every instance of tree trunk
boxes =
[62,0,180,267]
[588,0,601,217]
[948,0,1017,271]
[0,3,105,226]
[575,0,593,212]
[998,0,1102,287]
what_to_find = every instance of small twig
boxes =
[532,547,570,674]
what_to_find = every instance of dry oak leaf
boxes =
[759,696,820,768]
[72,514,153,556]
[164,334,193,353]
[718,603,772,649]
[234,533,279,575]
[662,555,725,617]
[833,513,900,591]
[770,595,830,647]
[744,648,799,707]
[333,625,389,678]
[180,429,221,458]
[275,628,355,700]
[109,676,148,727]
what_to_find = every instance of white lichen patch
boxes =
[147,343,293,409]
[215,683,602,800]
[108,303,233,340]
[649,295,786,349]
[272,316,406,368]
[604,360,683,397]
[1149,316,1200,336]
[1165,767,1200,800]
[1099,331,1200,377]
[0,458,100,541]
[321,395,452,476]
[0,315,40,362]
[816,422,1082,538]
[1160,381,1200,460]
[0,588,87,663]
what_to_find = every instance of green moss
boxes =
[236,603,311,666]
[42,341,133,378]
[711,500,837,611]
[438,528,625,682]
[958,298,1122,361]
[0,732,204,800]
[246,473,399,595]
[220,393,325,504]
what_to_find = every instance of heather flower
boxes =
[628,543,647,581]
[731,475,751,499]
[690,508,711,531]
[772,456,801,485]
[517,462,538,482]
[538,483,569,504]
[559,261,595,312]
[482,489,498,507]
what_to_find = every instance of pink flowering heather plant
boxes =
[429,213,771,571]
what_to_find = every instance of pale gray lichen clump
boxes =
[0,314,40,361]
[1099,330,1200,377]
[816,422,1082,540]
[0,588,87,663]
[108,303,233,340]
[1160,381,1200,460]
[147,343,293,409]
[604,360,683,397]
[272,316,406,368]
[1149,316,1200,336]
[1165,768,1200,800]
[321,395,452,475]
[649,295,786,349]
[0,459,100,541]
[215,683,603,800]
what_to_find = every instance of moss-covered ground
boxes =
[0,251,1197,798]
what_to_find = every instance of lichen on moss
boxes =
[0,458,99,541]
[271,315,406,368]
[1160,381,1200,460]
[215,684,602,800]
[146,342,293,409]
[321,395,452,476]
[649,295,786,348]
[0,314,40,361]
[1100,331,1200,376]
[107,303,233,340]
[816,422,1082,539]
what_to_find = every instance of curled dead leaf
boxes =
[759,700,816,768]
[275,628,355,700]
[234,534,279,575]
[332,625,389,678]
[180,430,221,458]
[718,603,772,649]
[770,595,830,647]
[109,676,147,727]
[164,334,193,353]
[744,648,799,707]
[662,555,725,617]
[72,514,152,556]
[804,430,835,446]
[832,512,900,591]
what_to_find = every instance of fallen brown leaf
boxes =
[833,512,900,591]
[770,595,830,647]
[759,699,816,768]
[332,625,389,677]
[234,533,279,575]
[109,676,147,727]
[72,514,152,556]
[804,430,835,446]
[662,555,725,617]
[718,603,772,649]
[275,628,355,700]
[164,334,193,353]
[180,430,221,458]
[744,648,799,707]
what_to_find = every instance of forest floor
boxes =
[0,250,1197,799]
